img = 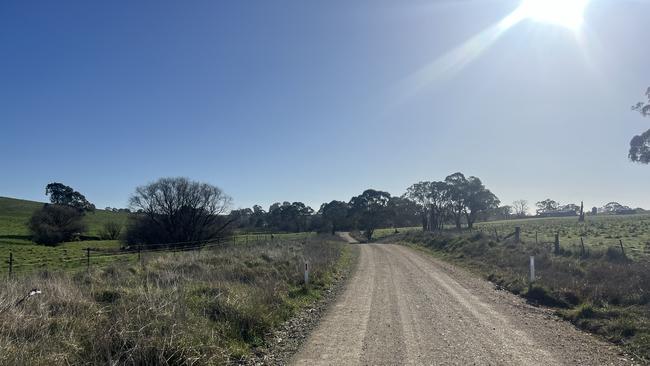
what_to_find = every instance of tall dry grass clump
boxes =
[0,235,348,365]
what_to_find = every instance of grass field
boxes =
[0,196,316,276]
[0,196,129,245]
[0,235,352,365]
[372,226,421,240]
[475,214,650,259]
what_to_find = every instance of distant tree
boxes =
[445,173,469,231]
[560,203,581,214]
[319,200,349,235]
[387,196,420,228]
[630,87,650,163]
[512,200,529,217]
[230,208,254,228]
[269,202,282,213]
[349,189,391,241]
[481,205,512,221]
[536,199,559,214]
[125,177,232,246]
[404,181,433,231]
[462,176,500,229]
[45,182,95,212]
[250,205,267,228]
[602,202,631,213]
[427,181,452,231]
[267,202,314,232]
[29,204,86,245]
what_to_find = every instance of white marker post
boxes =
[529,256,535,283]
[304,262,309,287]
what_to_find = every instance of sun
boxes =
[515,0,590,30]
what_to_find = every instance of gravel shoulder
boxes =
[291,242,633,366]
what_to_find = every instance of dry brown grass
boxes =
[0,235,349,365]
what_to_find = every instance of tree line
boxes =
[29,172,502,246]
[232,172,500,241]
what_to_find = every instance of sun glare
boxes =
[516,0,589,30]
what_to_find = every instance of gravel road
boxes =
[291,241,632,365]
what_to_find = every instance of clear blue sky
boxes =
[1,0,649,212]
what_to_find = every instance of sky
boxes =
[1,0,649,213]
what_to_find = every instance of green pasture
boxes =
[475,214,650,259]
[0,196,129,244]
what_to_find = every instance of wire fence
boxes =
[473,225,649,258]
[3,232,316,279]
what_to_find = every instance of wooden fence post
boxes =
[554,232,560,255]
[8,252,13,279]
[580,237,586,257]
[514,227,521,243]
[619,239,626,258]
[535,231,538,245]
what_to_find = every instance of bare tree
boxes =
[512,199,529,217]
[126,177,233,246]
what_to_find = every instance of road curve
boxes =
[291,242,629,366]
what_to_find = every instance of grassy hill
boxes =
[0,196,129,245]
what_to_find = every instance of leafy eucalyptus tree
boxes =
[349,189,391,241]
[319,200,349,235]
[630,87,650,164]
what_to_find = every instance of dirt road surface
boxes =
[291,239,630,365]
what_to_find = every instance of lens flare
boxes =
[516,0,589,29]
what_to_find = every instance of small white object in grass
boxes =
[28,289,42,297]
[15,288,42,306]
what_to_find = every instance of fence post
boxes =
[580,237,586,257]
[554,232,560,255]
[8,252,13,279]
[86,248,90,273]
[304,262,309,287]
[535,231,538,245]
[514,227,521,243]
[619,239,626,258]
[529,256,535,283]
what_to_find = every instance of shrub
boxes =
[28,204,86,245]
[99,221,122,240]
[525,284,569,308]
